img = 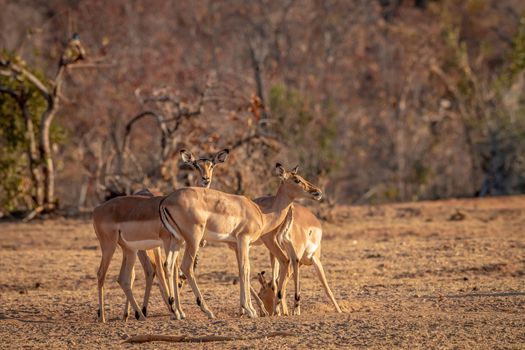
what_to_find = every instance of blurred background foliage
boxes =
[1,0,525,216]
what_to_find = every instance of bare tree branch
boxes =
[0,60,51,97]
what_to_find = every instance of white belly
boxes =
[204,229,236,243]
[121,238,163,250]
[117,220,164,250]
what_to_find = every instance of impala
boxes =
[254,201,342,315]
[127,149,230,320]
[159,163,323,318]
[128,149,269,319]
[93,148,229,322]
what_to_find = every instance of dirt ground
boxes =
[0,196,524,349]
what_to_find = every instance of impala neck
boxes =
[259,181,296,233]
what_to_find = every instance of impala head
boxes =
[257,271,275,316]
[275,163,323,201]
[180,149,230,188]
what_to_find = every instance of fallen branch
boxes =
[122,331,294,344]
[22,206,44,223]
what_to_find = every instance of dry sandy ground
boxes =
[0,196,524,349]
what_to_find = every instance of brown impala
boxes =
[93,149,228,322]
[159,163,323,318]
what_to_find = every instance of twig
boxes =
[22,206,44,223]
[122,331,295,344]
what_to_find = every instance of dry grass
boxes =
[1,196,524,349]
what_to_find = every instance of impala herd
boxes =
[93,149,342,322]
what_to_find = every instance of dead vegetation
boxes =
[2,1,525,217]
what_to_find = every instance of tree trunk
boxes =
[248,40,269,123]
[393,66,413,201]
[39,67,65,209]
[39,111,56,209]
[20,99,44,206]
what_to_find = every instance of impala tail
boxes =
[159,201,182,241]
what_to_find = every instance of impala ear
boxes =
[213,149,229,164]
[274,163,288,179]
[258,271,267,287]
[291,165,299,175]
[180,149,195,164]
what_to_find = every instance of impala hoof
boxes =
[170,309,186,320]
[243,306,258,318]
[97,309,105,323]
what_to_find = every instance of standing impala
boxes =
[125,149,230,320]
[159,163,323,318]
[254,200,342,315]
[93,148,229,322]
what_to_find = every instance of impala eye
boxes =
[293,178,301,184]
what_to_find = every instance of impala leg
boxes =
[122,261,135,321]
[278,264,292,316]
[172,250,185,319]
[237,235,257,318]
[137,250,155,318]
[164,250,174,298]
[311,256,342,313]
[250,286,269,317]
[152,246,176,318]
[164,237,185,320]
[275,255,293,316]
[269,252,285,315]
[283,244,301,316]
[118,249,145,321]
[97,243,116,323]
[230,243,266,317]
[231,243,248,317]
[291,257,301,315]
[176,254,186,289]
[270,252,279,293]
[232,245,245,317]
[163,243,175,301]
[180,235,215,319]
